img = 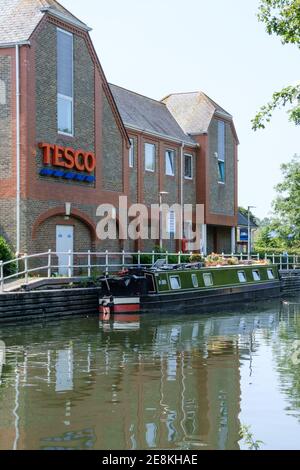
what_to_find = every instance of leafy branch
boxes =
[252,84,300,130]
[239,424,264,450]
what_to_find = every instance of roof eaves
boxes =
[124,124,198,148]
[40,7,92,32]
[0,40,31,48]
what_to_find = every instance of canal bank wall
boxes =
[280,270,300,295]
[0,288,99,324]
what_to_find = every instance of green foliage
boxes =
[254,155,300,250]
[253,1,300,129]
[252,84,300,130]
[189,253,205,263]
[258,0,300,46]
[239,206,259,225]
[0,236,16,276]
[239,424,264,450]
[132,245,190,266]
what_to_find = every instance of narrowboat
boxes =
[99,260,281,316]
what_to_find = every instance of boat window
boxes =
[238,271,247,283]
[191,274,199,288]
[170,276,181,290]
[252,270,261,281]
[267,269,275,280]
[203,273,213,287]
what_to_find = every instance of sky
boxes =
[62,0,299,219]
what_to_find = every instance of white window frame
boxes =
[238,271,247,283]
[170,276,181,290]
[165,149,175,176]
[267,269,275,280]
[252,270,261,281]
[191,274,199,288]
[184,154,193,180]
[203,273,213,287]
[145,143,156,172]
[57,28,74,137]
[129,138,134,168]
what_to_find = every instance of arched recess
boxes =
[32,207,97,242]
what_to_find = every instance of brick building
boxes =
[0,0,239,271]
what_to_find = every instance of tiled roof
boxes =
[162,91,232,135]
[0,0,89,45]
[238,211,258,228]
[109,84,196,146]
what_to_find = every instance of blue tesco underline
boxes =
[39,168,95,183]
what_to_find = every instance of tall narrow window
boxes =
[0,79,6,105]
[217,121,225,183]
[168,210,176,234]
[57,28,73,136]
[129,138,134,168]
[145,143,155,172]
[184,154,193,179]
[165,150,175,176]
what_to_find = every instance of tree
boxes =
[254,154,300,249]
[273,154,300,237]
[239,206,259,225]
[0,236,16,276]
[252,0,300,130]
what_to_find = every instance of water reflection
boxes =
[0,298,299,450]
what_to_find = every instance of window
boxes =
[129,139,134,168]
[168,210,176,234]
[192,274,199,288]
[203,273,213,287]
[267,269,275,280]
[238,271,247,283]
[0,79,6,105]
[184,154,193,179]
[165,150,175,176]
[57,28,73,136]
[217,120,225,183]
[170,276,181,290]
[252,270,261,281]
[145,143,155,172]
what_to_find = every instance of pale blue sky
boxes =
[63,0,299,219]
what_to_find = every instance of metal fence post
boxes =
[152,251,155,266]
[166,251,169,264]
[138,250,141,266]
[105,250,109,275]
[273,253,275,265]
[178,251,181,264]
[88,250,91,277]
[68,250,72,278]
[24,253,28,285]
[47,249,52,278]
[122,250,125,270]
[0,261,3,293]
[280,254,283,270]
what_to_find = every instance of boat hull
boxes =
[99,281,280,315]
[139,281,280,313]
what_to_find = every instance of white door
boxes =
[56,225,74,276]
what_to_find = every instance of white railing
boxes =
[1,250,300,293]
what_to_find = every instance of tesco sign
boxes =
[38,143,96,182]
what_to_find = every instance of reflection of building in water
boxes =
[0,310,282,450]
[0,340,5,382]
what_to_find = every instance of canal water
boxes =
[0,297,300,450]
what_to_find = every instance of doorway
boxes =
[56,225,74,276]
